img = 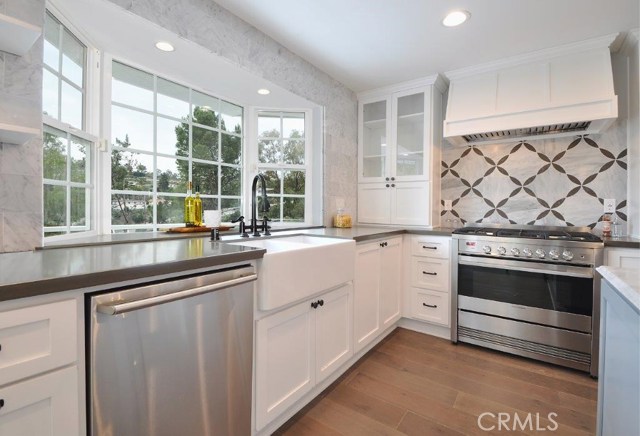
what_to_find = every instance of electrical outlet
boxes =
[443,199,453,210]
[603,199,616,213]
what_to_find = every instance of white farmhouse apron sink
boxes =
[229,235,355,311]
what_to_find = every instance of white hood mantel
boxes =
[443,34,619,146]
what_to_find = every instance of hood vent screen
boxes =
[461,121,592,144]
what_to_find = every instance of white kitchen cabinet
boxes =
[406,236,452,327]
[255,283,352,430]
[597,276,640,436]
[0,298,81,436]
[0,366,79,436]
[358,76,445,227]
[604,247,640,268]
[354,237,402,353]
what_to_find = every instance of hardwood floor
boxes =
[274,328,597,436]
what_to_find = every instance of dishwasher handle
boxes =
[97,270,257,315]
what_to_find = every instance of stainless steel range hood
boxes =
[443,34,619,146]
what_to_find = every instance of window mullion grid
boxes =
[56,21,63,121]
[65,132,72,234]
[152,75,158,230]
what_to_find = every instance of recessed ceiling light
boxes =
[257,88,270,95]
[442,10,470,27]
[155,41,175,52]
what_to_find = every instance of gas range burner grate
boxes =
[453,227,602,243]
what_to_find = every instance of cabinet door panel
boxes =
[255,302,314,430]
[354,244,381,353]
[393,89,429,181]
[380,238,402,328]
[0,366,79,436]
[315,284,353,383]
[0,299,77,386]
[360,98,390,182]
[391,181,430,226]
[358,184,391,224]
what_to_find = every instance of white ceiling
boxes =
[54,0,317,109]
[214,0,640,92]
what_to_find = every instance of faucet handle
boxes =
[231,215,245,223]
[261,215,272,236]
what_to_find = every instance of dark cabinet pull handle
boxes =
[319,300,324,307]
[0,399,4,408]
[422,246,437,250]
[423,303,438,308]
[311,301,318,309]
[422,271,437,276]
[391,184,395,188]
[385,177,390,181]
[390,177,395,181]
[385,184,390,188]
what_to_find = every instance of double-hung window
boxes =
[256,111,311,224]
[42,10,96,238]
[110,61,243,232]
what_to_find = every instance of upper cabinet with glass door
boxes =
[358,82,442,183]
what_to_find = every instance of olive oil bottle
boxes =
[194,185,203,226]
[184,181,195,226]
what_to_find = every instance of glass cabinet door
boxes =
[394,91,425,178]
[361,100,388,179]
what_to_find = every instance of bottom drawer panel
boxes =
[411,288,450,326]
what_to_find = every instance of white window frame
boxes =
[247,108,313,227]
[102,54,245,233]
[42,4,101,242]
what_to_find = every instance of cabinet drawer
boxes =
[0,299,77,386]
[0,365,79,435]
[411,258,449,292]
[412,238,450,259]
[411,289,450,326]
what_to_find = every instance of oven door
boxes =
[457,255,594,333]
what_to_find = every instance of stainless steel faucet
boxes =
[250,173,270,237]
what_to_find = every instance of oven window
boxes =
[458,264,592,316]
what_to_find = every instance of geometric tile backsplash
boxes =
[441,122,628,232]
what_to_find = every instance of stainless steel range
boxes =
[451,224,603,376]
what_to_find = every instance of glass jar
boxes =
[333,208,352,228]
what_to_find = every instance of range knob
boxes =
[549,250,559,260]
[497,246,507,255]
[510,248,520,256]
[522,248,533,257]
[483,245,492,254]
[535,248,546,258]
[562,250,574,261]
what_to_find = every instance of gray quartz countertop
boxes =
[0,239,265,301]
[1,226,453,302]
[597,266,640,311]
[601,235,640,249]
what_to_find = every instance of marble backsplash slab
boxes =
[441,122,628,232]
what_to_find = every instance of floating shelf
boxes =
[0,13,41,56]
[0,122,39,145]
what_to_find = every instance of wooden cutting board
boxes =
[165,225,234,233]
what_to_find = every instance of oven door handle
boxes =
[458,255,593,278]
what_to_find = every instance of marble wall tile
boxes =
[0,0,45,252]
[2,212,42,253]
[441,122,628,231]
[108,0,358,226]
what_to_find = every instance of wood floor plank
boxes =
[397,411,466,436]
[388,330,597,399]
[324,383,406,428]
[369,349,595,433]
[347,372,494,436]
[454,392,592,436]
[379,340,598,416]
[274,415,343,436]
[356,359,459,406]
[306,397,406,436]
[276,328,598,435]
[393,328,597,388]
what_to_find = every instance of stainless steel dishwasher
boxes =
[87,264,256,436]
